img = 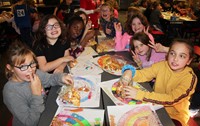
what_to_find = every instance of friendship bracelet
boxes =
[122,64,136,77]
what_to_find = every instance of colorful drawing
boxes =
[57,75,101,107]
[112,81,145,105]
[99,78,147,105]
[107,105,163,126]
[51,107,104,126]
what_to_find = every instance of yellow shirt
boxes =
[133,61,197,126]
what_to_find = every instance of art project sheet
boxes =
[107,104,163,126]
[99,78,146,105]
[56,75,101,107]
[50,107,104,126]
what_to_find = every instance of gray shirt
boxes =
[3,69,66,126]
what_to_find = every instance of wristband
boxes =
[122,64,136,77]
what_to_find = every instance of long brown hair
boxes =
[130,32,152,61]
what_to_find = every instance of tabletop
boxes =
[38,49,175,126]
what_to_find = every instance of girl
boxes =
[100,3,121,38]
[130,32,166,69]
[74,11,96,48]
[65,16,85,58]
[121,38,197,126]
[3,40,74,126]
[114,12,154,51]
[32,15,74,73]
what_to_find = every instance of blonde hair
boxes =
[5,40,37,79]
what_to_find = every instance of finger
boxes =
[29,73,34,82]
[148,44,155,50]
[131,50,136,56]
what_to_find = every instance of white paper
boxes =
[50,107,104,126]
[57,75,101,107]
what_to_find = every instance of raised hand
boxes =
[114,22,122,32]
[143,26,150,36]
[131,50,142,68]
[148,41,169,53]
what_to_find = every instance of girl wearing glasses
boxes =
[32,15,74,73]
[3,40,74,126]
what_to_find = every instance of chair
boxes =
[6,116,12,126]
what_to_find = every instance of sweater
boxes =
[139,49,166,68]
[133,61,197,126]
[3,69,66,126]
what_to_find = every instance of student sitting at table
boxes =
[64,16,85,58]
[120,38,197,126]
[74,11,96,48]
[114,11,154,51]
[130,32,166,69]
[32,15,74,74]
[3,40,74,126]
[100,3,121,39]
[105,0,119,18]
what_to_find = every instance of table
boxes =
[161,12,197,38]
[38,51,175,126]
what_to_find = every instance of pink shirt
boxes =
[115,31,132,51]
[115,31,155,51]
[139,49,166,68]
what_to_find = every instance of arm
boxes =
[36,54,74,73]
[53,49,73,73]
[3,82,44,126]
[53,7,58,15]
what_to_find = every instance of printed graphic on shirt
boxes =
[16,9,25,17]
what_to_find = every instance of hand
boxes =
[86,20,92,30]
[123,86,138,99]
[62,55,74,63]
[62,74,74,86]
[131,50,142,68]
[114,22,122,32]
[121,70,132,85]
[143,26,150,36]
[148,42,169,53]
[105,27,112,35]
[30,73,42,96]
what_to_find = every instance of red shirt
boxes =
[80,0,101,28]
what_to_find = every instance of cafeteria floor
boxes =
[0,10,200,126]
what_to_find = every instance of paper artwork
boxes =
[107,104,163,126]
[99,78,146,105]
[50,107,104,126]
[57,75,101,107]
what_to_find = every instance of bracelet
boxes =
[122,64,136,77]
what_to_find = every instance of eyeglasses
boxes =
[14,62,37,71]
[45,23,60,31]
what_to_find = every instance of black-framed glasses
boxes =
[45,22,60,31]
[14,62,37,71]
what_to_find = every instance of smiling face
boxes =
[133,40,150,56]
[45,18,61,42]
[69,21,84,39]
[101,5,112,21]
[167,42,192,72]
[8,54,37,82]
[131,17,145,33]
